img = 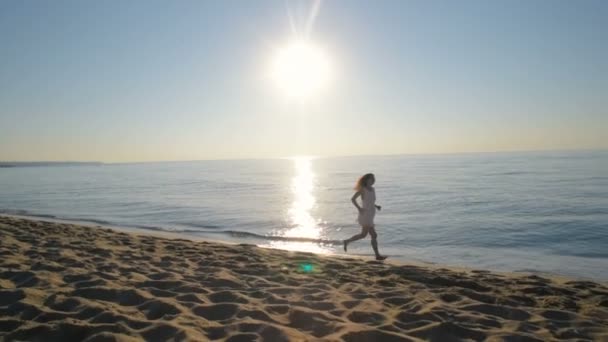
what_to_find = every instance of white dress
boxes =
[357,187,376,227]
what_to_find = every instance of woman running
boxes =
[343,173,387,260]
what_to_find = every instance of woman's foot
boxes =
[375,255,387,261]
[343,240,348,252]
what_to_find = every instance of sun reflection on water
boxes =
[267,156,331,254]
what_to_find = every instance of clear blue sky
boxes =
[1,0,606,162]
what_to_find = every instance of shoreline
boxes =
[1,215,607,340]
[0,214,588,286]
[1,213,604,284]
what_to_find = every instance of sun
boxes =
[269,40,331,99]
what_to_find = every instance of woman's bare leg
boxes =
[343,226,369,252]
[369,226,386,260]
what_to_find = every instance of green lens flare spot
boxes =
[300,263,314,273]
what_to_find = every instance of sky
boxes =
[1,0,606,162]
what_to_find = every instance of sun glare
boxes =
[265,156,330,254]
[270,40,331,99]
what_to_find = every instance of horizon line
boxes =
[1,147,606,165]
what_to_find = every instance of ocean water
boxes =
[1,151,607,281]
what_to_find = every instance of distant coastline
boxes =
[0,161,103,168]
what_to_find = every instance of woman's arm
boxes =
[351,191,362,212]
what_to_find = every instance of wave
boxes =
[482,171,530,177]
[0,208,342,246]
[203,230,343,245]
[128,225,208,234]
[120,224,343,245]
[0,209,29,215]
[0,209,58,219]
[0,209,114,226]
[177,222,223,229]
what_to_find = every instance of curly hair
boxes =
[354,173,375,191]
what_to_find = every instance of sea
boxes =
[1,151,607,281]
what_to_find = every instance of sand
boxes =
[0,216,607,341]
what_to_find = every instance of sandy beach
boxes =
[0,216,607,341]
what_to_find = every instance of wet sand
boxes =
[1,215,607,341]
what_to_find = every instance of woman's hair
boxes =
[355,173,375,191]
